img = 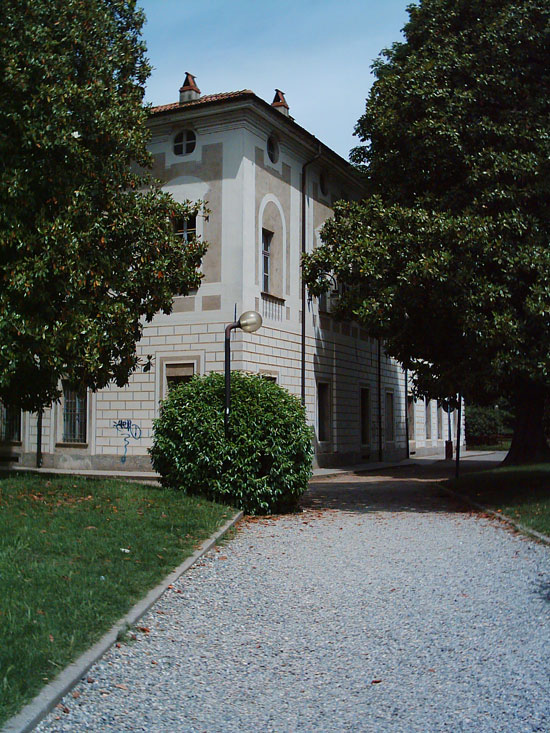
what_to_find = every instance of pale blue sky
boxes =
[138,0,412,159]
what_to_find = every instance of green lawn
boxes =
[466,440,511,452]
[0,472,233,727]
[448,463,550,537]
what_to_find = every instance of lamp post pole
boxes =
[224,320,239,436]
[224,310,262,437]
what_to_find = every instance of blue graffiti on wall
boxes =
[113,418,142,463]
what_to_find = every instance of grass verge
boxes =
[0,472,233,727]
[447,463,550,537]
[466,440,511,452]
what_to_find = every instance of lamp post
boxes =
[224,310,262,436]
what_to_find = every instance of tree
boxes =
[0,0,205,413]
[303,0,550,464]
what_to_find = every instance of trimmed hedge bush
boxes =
[150,372,313,515]
[465,404,512,445]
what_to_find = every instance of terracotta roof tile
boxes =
[150,90,254,115]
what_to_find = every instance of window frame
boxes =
[0,402,21,443]
[266,134,279,164]
[262,228,273,293]
[173,129,196,156]
[173,213,197,244]
[259,370,278,383]
[158,355,202,404]
[317,381,331,443]
[360,387,370,447]
[385,390,395,443]
[165,363,195,395]
[60,382,88,445]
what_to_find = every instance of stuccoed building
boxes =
[1,75,459,471]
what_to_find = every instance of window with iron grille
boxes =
[62,383,87,443]
[0,403,21,442]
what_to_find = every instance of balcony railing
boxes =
[261,292,284,322]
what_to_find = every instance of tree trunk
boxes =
[503,382,550,465]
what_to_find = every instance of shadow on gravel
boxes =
[535,579,550,603]
[302,459,503,515]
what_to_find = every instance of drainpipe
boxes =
[404,368,410,459]
[455,393,462,478]
[301,145,322,406]
[377,339,383,462]
[36,409,43,468]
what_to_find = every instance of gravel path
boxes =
[36,465,550,732]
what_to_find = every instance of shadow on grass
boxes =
[447,463,550,537]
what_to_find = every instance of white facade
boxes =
[0,86,459,470]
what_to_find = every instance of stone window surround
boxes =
[55,383,89,447]
[158,354,202,403]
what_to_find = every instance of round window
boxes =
[267,134,279,164]
[174,130,196,156]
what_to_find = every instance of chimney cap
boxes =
[271,89,289,111]
[179,72,201,95]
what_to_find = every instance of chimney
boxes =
[179,72,201,103]
[271,89,289,116]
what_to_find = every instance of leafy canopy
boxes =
[303,0,550,405]
[0,0,206,412]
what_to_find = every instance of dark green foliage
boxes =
[150,372,313,515]
[303,0,550,462]
[0,0,206,412]
[465,405,512,445]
